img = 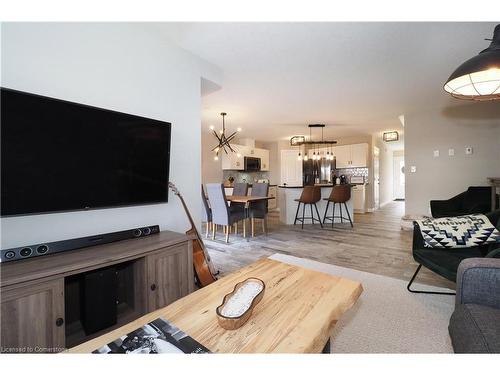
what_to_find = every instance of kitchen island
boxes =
[278,185,354,225]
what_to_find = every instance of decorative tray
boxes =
[216,277,265,330]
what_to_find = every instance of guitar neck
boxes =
[177,194,201,239]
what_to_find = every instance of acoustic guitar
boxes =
[168,182,218,287]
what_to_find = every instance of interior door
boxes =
[373,146,380,210]
[393,156,405,200]
[280,150,303,186]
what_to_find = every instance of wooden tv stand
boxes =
[0,230,195,353]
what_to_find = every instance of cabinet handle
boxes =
[150,283,157,291]
[56,318,64,327]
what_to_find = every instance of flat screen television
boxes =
[1,88,171,216]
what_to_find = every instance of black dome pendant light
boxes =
[444,24,500,101]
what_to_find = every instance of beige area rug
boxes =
[269,253,455,353]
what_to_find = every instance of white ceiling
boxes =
[152,22,498,141]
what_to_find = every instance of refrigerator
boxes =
[303,157,336,185]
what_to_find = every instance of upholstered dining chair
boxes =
[249,183,269,236]
[205,183,246,243]
[230,182,248,212]
[201,185,212,238]
[232,182,249,196]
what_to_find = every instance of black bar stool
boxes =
[293,186,323,229]
[322,184,353,227]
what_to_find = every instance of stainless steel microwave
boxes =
[244,157,261,171]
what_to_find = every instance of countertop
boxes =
[278,184,354,189]
[224,184,278,188]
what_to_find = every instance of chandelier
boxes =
[209,112,242,161]
[291,124,337,161]
[444,24,500,101]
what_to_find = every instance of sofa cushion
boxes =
[449,304,500,353]
[463,187,493,212]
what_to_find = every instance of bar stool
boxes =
[293,186,323,229]
[322,184,353,228]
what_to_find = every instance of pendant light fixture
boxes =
[210,112,242,161]
[444,24,500,101]
[292,124,336,162]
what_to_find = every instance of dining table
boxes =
[225,195,275,240]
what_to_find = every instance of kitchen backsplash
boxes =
[223,170,270,184]
[334,167,369,178]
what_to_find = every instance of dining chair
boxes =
[230,182,248,214]
[293,186,323,229]
[232,182,249,196]
[201,185,212,238]
[205,183,245,243]
[249,183,269,236]
[322,184,353,227]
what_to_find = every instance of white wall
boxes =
[1,23,222,248]
[201,131,223,183]
[405,103,500,216]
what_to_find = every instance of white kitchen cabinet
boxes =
[350,143,368,168]
[333,143,368,168]
[254,148,270,171]
[334,145,352,168]
[352,184,366,213]
[221,144,270,171]
[221,153,243,170]
[268,186,277,210]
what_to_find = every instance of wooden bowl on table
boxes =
[216,277,265,330]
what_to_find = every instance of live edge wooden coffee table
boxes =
[69,258,363,353]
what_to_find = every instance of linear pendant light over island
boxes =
[293,124,337,161]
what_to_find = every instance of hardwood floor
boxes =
[205,201,455,289]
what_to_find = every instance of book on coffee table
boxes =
[93,317,210,354]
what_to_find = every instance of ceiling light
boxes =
[383,131,399,142]
[291,124,336,162]
[444,24,500,101]
[210,112,240,161]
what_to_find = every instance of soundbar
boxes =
[0,225,160,263]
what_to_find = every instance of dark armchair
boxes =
[407,209,500,295]
[430,186,498,218]
[448,258,500,353]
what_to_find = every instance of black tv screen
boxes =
[1,88,171,216]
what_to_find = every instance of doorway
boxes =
[393,155,405,200]
[373,146,380,209]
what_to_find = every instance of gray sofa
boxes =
[448,258,500,353]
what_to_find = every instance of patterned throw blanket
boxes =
[415,214,500,249]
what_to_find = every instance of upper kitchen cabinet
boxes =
[334,143,368,168]
[254,148,270,171]
[221,144,270,171]
[349,143,368,168]
[221,149,244,170]
[333,145,351,168]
